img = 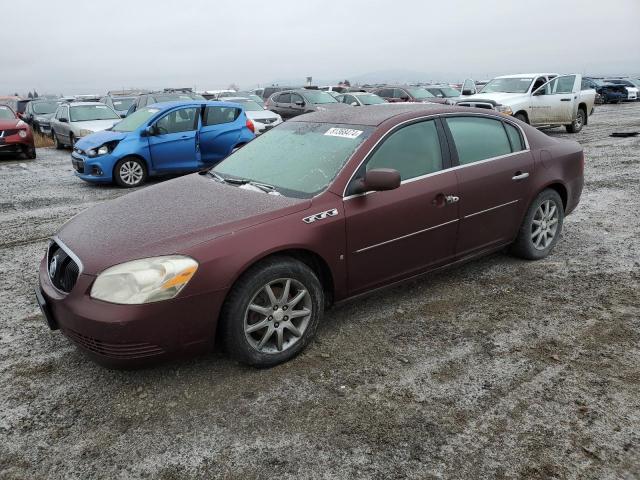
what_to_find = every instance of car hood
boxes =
[459,92,526,104]
[57,173,310,274]
[0,119,21,129]
[71,119,120,132]
[75,129,129,149]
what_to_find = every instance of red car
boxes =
[36,104,583,368]
[0,105,36,159]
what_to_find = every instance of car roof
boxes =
[290,103,453,126]
[144,100,243,109]
[66,102,109,106]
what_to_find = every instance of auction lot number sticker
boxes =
[325,127,363,139]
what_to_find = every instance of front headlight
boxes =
[18,129,28,138]
[496,105,513,115]
[79,129,93,137]
[87,145,111,157]
[90,256,198,304]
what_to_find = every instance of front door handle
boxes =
[560,98,571,102]
[445,195,459,204]
[432,193,459,207]
[512,171,530,181]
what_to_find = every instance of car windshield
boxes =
[301,90,338,104]
[226,99,264,111]
[213,122,373,198]
[69,105,120,122]
[153,93,205,103]
[481,78,534,93]
[358,94,386,105]
[32,101,59,114]
[112,106,161,132]
[111,97,136,110]
[0,107,15,120]
[406,88,435,99]
[432,87,460,97]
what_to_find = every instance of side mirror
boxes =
[353,168,401,194]
[141,125,155,137]
[295,100,305,107]
[461,89,475,96]
[59,117,68,123]
[120,113,126,118]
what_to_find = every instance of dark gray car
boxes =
[23,99,62,134]
[263,89,350,119]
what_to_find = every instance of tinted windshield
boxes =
[153,93,205,103]
[406,88,435,99]
[111,97,136,110]
[227,99,263,111]
[0,107,15,120]
[301,90,338,104]
[429,87,460,97]
[69,105,120,122]
[213,122,372,198]
[481,78,533,93]
[112,106,161,132]
[358,94,386,105]
[32,101,59,114]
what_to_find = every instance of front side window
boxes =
[446,117,513,165]
[366,120,443,181]
[394,89,408,99]
[214,122,373,198]
[376,88,393,98]
[343,95,357,105]
[291,94,304,105]
[155,107,199,134]
[203,106,240,126]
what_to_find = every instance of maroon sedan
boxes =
[0,105,36,159]
[36,104,583,368]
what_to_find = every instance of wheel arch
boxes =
[111,153,150,178]
[514,110,529,123]
[539,181,568,210]
[577,102,588,125]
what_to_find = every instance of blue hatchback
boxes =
[71,101,256,187]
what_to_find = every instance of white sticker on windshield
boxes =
[96,105,108,109]
[324,127,363,139]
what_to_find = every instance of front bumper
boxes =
[38,257,227,367]
[0,132,34,154]
[71,151,115,183]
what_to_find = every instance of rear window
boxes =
[446,117,513,165]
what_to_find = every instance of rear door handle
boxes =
[445,195,459,204]
[432,193,459,207]
[512,171,530,181]
[560,98,571,102]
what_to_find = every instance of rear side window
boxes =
[393,89,407,99]
[203,106,240,126]
[446,117,512,165]
[366,120,443,181]
[376,89,392,97]
[504,123,525,152]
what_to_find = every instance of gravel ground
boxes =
[1,104,639,480]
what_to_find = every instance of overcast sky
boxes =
[3,0,639,95]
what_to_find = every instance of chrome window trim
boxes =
[355,218,459,254]
[342,112,530,200]
[464,199,520,219]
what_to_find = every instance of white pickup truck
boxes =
[456,73,596,133]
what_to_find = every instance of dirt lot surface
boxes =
[1,104,639,480]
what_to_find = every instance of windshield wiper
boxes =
[202,171,279,194]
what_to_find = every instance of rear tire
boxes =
[220,256,324,367]
[113,157,147,188]
[68,133,75,148]
[565,108,585,133]
[511,189,564,260]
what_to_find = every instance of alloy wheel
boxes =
[531,199,559,250]
[119,161,144,186]
[244,278,312,354]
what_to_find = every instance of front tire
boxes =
[511,189,564,260]
[113,157,147,187]
[514,112,528,124]
[565,108,585,133]
[53,131,64,150]
[220,256,324,367]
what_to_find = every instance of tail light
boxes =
[246,119,255,133]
